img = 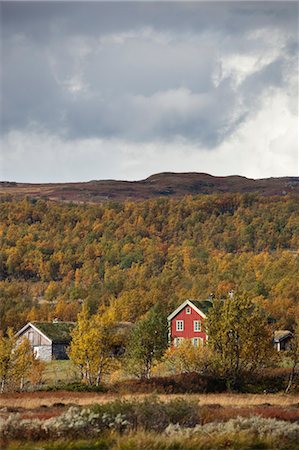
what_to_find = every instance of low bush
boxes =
[33,367,298,395]
[0,397,200,441]
[164,416,299,440]
[110,369,296,395]
[91,397,200,431]
[111,372,226,394]
[2,406,299,448]
[40,382,107,393]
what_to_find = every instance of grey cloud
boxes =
[1,1,298,152]
[2,2,297,40]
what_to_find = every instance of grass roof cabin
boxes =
[16,321,75,361]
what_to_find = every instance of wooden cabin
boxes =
[16,321,75,361]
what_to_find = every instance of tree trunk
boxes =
[145,359,152,380]
[96,367,102,386]
[85,356,92,385]
[285,363,297,393]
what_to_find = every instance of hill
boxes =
[0,193,298,332]
[1,172,299,202]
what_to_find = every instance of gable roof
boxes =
[274,330,293,342]
[167,299,213,321]
[32,322,75,343]
[17,321,75,344]
[189,300,213,316]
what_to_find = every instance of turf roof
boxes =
[189,299,213,315]
[274,330,293,342]
[32,322,75,343]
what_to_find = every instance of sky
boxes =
[1,1,298,182]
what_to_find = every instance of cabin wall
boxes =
[170,305,207,344]
[17,326,52,361]
[34,345,52,361]
[276,337,292,351]
[20,326,50,346]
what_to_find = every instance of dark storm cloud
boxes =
[2,2,296,39]
[1,1,298,176]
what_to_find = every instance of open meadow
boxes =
[1,391,299,449]
[1,391,299,410]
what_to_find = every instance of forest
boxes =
[0,193,298,332]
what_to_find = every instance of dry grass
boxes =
[0,392,298,409]
[42,361,79,384]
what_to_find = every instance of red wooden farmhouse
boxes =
[167,299,213,347]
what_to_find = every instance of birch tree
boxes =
[125,304,168,379]
[0,331,35,392]
[13,338,34,390]
[0,329,16,393]
[207,294,275,389]
[69,304,118,385]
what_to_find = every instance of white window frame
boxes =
[193,337,203,347]
[176,320,184,331]
[192,338,199,347]
[186,307,191,314]
[194,320,201,332]
[174,337,184,347]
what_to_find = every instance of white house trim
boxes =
[167,299,207,321]
[16,322,52,344]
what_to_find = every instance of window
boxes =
[174,337,184,347]
[193,337,203,347]
[176,320,184,331]
[186,307,191,314]
[194,320,201,332]
[192,338,199,347]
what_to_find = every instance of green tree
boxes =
[207,294,274,389]
[125,304,168,379]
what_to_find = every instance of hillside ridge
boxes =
[1,172,298,202]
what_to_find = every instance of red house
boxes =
[167,299,213,347]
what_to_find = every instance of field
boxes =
[1,392,299,449]
[2,360,298,448]
[1,391,299,410]
[42,361,80,385]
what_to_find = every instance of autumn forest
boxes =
[0,193,298,333]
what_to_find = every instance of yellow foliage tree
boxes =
[0,328,16,393]
[69,304,118,385]
[163,339,212,374]
[12,337,34,390]
[0,331,36,392]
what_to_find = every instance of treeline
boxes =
[0,194,298,331]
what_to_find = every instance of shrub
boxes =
[111,372,226,394]
[2,399,299,446]
[240,369,290,393]
[40,382,107,392]
[164,416,299,440]
[91,396,200,432]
